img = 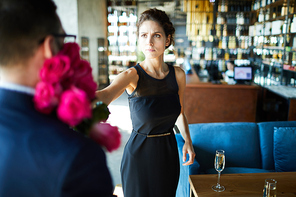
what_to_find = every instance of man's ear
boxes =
[42,36,56,59]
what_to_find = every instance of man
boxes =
[0,0,114,196]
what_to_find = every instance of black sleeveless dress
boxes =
[120,64,181,197]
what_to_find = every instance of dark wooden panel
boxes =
[184,83,260,124]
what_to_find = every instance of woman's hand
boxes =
[182,141,196,166]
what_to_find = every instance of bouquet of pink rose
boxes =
[33,42,121,152]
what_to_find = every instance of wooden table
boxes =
[189,172,296,197]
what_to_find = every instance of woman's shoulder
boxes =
[120,66,139,85]
[120,66,138,78]
[111,66,138,87]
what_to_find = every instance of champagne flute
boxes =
[212,150,225,192]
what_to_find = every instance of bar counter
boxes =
[260,85,296,121]
[184,77,260,124]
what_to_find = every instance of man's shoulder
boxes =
[0,88,103,162]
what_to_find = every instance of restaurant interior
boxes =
[54,0,296,123]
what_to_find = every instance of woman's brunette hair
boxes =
[137,8,175,49]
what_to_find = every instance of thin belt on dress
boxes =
[133,130,171,138]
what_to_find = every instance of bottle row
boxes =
[218,1,252,12]
[192,47,251,61]
[217,13,251,25]
[252,0,287,11]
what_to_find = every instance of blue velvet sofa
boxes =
[175,121,296,197]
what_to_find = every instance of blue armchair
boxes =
[175,121,296,197]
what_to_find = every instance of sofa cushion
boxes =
[206,167,273,174]
[274,127,296,172]
[258,121,296,170]
[189,122,261,173]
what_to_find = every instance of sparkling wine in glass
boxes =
[212,150,225,192]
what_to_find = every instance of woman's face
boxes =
[227,62,234,71]
[138,20,170,60]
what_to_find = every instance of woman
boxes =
[223,60,235,84]
[96,8,195,197]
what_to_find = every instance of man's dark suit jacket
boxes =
[0,88,115,197]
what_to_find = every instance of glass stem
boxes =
[217,172,221,186]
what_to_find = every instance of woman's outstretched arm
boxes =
[95,67,138,106]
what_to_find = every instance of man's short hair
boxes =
[0,0,62,66]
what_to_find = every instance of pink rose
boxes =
[60,75,75,90]
[34,82,62,114]
[72,60,92,80]
[75,74,97,100]
[72,60,97,99]
[57,86,92,126]
[58,43,81,68]
[40,55,71,83]
[90,123,121,152]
